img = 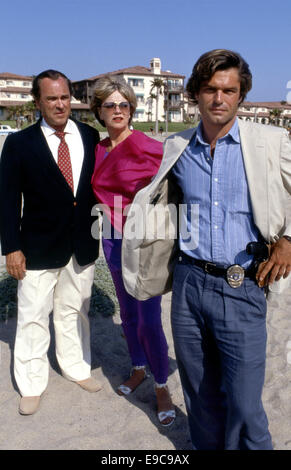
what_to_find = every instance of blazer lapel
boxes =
[238,120,269,240]
[75,122,93,197]
[159,127,197,181]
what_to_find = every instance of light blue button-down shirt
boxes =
[171,119,260,268]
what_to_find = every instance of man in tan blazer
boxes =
[122,50,291,449]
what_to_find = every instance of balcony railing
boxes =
[166,101,183,110]
[164,84,184,93]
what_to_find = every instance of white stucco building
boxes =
[72,58,185,123]
[0,72,33,119]
[237,101,291,127]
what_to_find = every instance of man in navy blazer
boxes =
[0,70,100,415]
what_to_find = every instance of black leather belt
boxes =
[179,253,257,288]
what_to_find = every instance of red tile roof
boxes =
[74,65,185,83]
[0,72,32,80]
[241,101,291,109]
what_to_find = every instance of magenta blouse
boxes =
[91,130,163,233]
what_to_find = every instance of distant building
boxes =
[0,72,33,119]
[237,101,291,127]
[72,58,185,123]
[185,96,291,129]
[0,72,87,121]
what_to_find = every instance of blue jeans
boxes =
[171,256,272,450]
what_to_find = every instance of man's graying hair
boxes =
[186,49,252,104]
[31,70,73,100]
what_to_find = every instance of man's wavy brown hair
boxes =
[186,49,252,104]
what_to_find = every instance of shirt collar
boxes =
[41,118,73,137]
[194,118,240,146]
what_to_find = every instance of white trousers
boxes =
[14,256,95,397]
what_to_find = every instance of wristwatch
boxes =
[283,235,291,243]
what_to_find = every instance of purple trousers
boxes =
[102,236,169,384]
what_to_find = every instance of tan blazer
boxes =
[122,120,291,300]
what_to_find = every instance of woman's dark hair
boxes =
[31,69,73,99]
[186,49,252,104]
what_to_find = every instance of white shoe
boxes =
[117,366,148,396]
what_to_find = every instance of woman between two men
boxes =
[90,76,175,427]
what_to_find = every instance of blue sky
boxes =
[1,0,291,102]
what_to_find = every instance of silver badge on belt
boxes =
[226,264,245,288]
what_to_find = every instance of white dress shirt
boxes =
[41,118,84,196]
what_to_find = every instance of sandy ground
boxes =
[0,291,192,450]
[0,269,291,450]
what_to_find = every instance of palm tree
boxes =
[5,102,36,127]
[150,78,164,134]
[6,105,22,120]
[146,93,155,123]
[269,108,282,126]
[23,101,36,123]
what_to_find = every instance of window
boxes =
[167,79,181,90]
[169,110,181,122]
[136,94,144,104]
[133,109,144,119]
[128,78,144,88]
[169,93,180,102]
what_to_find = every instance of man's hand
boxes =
[256,237,291,287]
[6,250,26,280]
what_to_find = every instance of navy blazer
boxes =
[0,119,100,269]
